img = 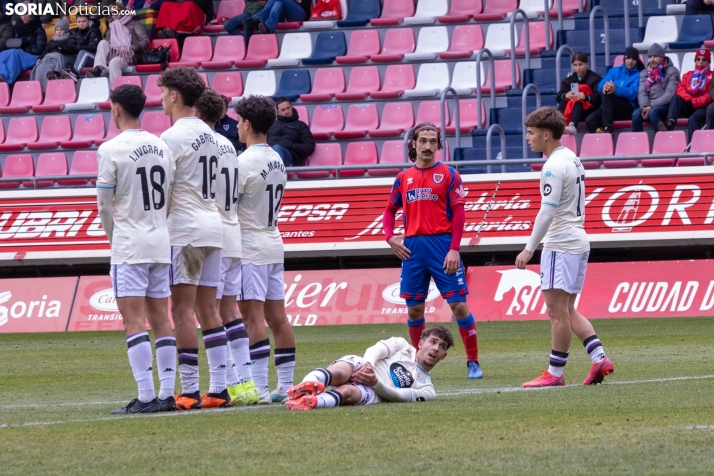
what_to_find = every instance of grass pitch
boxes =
[1,317,713,475]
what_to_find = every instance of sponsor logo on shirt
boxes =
[433,173,444,184]
[406,188,438,203]
[543,184,552,196]
[389,363,414,388]
[455,186,466,198]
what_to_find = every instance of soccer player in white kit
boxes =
[158,67,231,409]
[96,84,177,414]
[193,89,259,406]
[516,107,615,388]
[234,96,296,404]
[285,326,453,410]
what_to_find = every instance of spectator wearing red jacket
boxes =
[665,49,713,139]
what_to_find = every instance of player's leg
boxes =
[287,383,379,411]
[287,358,358,400]
[264,264,295,403]
[401,236,430,348]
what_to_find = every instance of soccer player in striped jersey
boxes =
[96,84,177,414]
[159,67,231,409]
[517,107,614,387]
[193,89,258,406]
[285,326,453,410]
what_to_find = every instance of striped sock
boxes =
[155,336,176,400]
[249,338,271,396]
[202,326,228,394]
[407,317,426,349]
[303,368,332,386]
[177,347,199,394]
[225,319,252,383]
[225,352,239,387]
[316,390,343,408]
[583,335,606,364]
[274,347,296,394]
[456,313,479,362]
[127,332,155,403]
[548,349,569,378]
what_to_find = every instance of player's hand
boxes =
[388,235,411,260]
[515,249,533,270]
[443,249,460,275]
[351,363,378,387]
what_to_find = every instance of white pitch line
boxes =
[1,401,128,409]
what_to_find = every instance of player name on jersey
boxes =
[128,144,165,162]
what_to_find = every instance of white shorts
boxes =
[170,245,222,287]
[217,257,242,299]
[331,355,382,406]
[110,263,171,299]
[540,249,589,295]
[239,263,285,302]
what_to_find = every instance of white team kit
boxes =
[161,117,224,288]
[214,133,242,299]
[97,129,175,298]
[237,144,287,301]
[538,145,590,294]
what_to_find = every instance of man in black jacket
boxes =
[60,13,100,82]
[267,97,315,167]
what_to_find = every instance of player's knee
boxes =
[335,385,360,405]
[407,303,425,320]
[448,301,469,318]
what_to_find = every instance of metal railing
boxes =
[510,9,531,89]
[475,48,496,130]
[440,87,461,160]
[544,0,551,51]
[485,124,507,174]
[521,84,542,160]
[555,44,575,88]
[589,6,610,72]
[623,0,644,48]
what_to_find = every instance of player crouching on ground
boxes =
[285,325,453,410]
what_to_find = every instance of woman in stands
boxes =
[663,49,713,140]
[29,18,70,91]
[556,52,602,136]
[0,10,46,84]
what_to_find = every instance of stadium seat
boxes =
[370,0,414,26]
[514,22,554,55]
[404,63,450,97]
[0,154,34,188]
[548,0,586,17]
[234,34,279,68]
[403,0,447,24]
[28,116,72,150]
[302,32,347,65]
[439,25,484,59]
[0,82,9,107]
[0,119,5,144]
[203,0,245,32]
[61,114,106,149]
[65,77,110,111]
[141,112,172,136]
[169,36,212,68]
[369,140,406,175]
[341,141,378,176]
[415,101,450,128]
[96,117,121,145]
[335,66,380,100]
[370,64,415,99]
[438,0,482,23]
[669,15,713,49]
[368,102,414,137]
[668,54,681,74]
[274,69,311,100]
[681,129,714,165]
[533,134,580,171]
[0,117,38,151]
[645,131,685,167]
[303,0,348,28]
[35,152,68,187]
[32,80,76,112]
[334,104,379,139]
[680,52,696,75]
[235,70,276,101]
[60,150,98,186]
[203,35,246,69]
[371,28,415,62]
[473,0,517,21]
[337,0,381,27]
[267,33,312,67]
[310,105,345,139]
[450,61,479,95]
[579,133,612,169]
[507,0,553,18]
[144,74,163,107]
[404,26,450,61]
[607,132,648,168]
[633,15,678,50]
[483,23,515,57]
[97,76,142,109]
[480,60,520,93]
[446,99,485,133]
[0,80,42,114]
[136,39,179,72]
[211,71,244,100]
[336,30,381,64]
[294,105,309,125]
[296,143,342,179]
[300,68,345,102]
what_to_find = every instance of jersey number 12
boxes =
[265,183,284,227]
[575,174,585,217]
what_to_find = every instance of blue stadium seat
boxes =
[302,32,347,65]
[337,0,381,27]
[669,15,713,50]
[274,69,312,101]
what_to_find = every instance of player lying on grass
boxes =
[285,325,453,410]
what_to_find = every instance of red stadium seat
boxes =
[342,141,378,177]
[136,39,179,72]
[681,130,714,166]
[415,101,450,128]
[1,154,34,188]
[369,140,406,175]
[548,0,587,17]
[371,28,415,62]
[645,131,685,167]
[446,99,485,134]
[0,119,5,144]
[35,152,69,187]
[211,71,244,99]
[334,104,379,139]
[32,80,77,112]
[439,25,484,59]
[514,22,554,55]
[473,0,517,20]
[370,64,415,99]
[335,66,381,100]
[97,76,143,109]
[61,114,106,149]
[606,132,648,168]
[533,135,581,172]
[370,0,414,25]
[234,34,279,68]
[368,102,414,137]
[296,143,342,179]
[141,111,172,136]
[438,0,482,23]
[144,74,163,107]
[300,68,345,102]
[481,60,520,93]
[310,105,345,139]
[28,116,72,150]
[0,82,9,107]
[336,30,381,64]
[203,35,246,69]
[294,105,309,125]
[579,133,613,169]
[169,36,213,68]
[204,0,245,32]
[0,117,38,151]
[60,150,98,186]
[0,80,42,114]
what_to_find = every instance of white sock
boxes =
[249,338,270,396]
[226,352,239,387]
[202,326,228,394]
[302,368,332,386]
[274,347,296,394]
[127,332,155,403]
[177,347,199,395]
[226,319,252,383]
[583,335,607,364]
[316,390,342,408]
[155,336,176,400]
[548,349,569,378]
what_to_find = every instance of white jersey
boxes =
[540,146,590,253]
[161,117,223,248]
[237,144,286,265]
[97,129,174,265]
[365,337,436,402]
[214,133,241,258]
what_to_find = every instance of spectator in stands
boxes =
[86,3,149,86]
[30,18,70,91]
[267,97,315,167]
[0,10,46,83]
[686,0,714,15]
[632,43,680,133]
[585,47,644,134]
[223,0,265,41]
[663,49,713,139]
[242,0,310,42]
[58,13,102,82]
[155,0,208,39]
[0,9,15,52]
[556,52,602,135]
[215,94,245,152]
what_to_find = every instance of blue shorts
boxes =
[400,234,468,307]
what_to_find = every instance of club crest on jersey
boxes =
[433,173,444,184]
[223,124,229,131]
[389,363,414,388]
[406,188,438,203]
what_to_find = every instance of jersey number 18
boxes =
[136,165,166,211]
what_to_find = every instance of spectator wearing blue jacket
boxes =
[585,47,645,133]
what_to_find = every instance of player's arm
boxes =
[384,176,410,260]
[95,149,116,244]
[444,170,466,274]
